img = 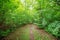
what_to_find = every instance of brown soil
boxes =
[1,24,57,40]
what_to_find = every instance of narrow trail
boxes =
[30,25,34,40]
[2,24,57,40]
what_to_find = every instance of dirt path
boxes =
[2,24,57,40]
[30,25,34,40]
[29,24,57,40]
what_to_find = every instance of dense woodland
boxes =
[0,0,60,40]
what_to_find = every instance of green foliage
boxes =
[36,0,60,38]
[0,0,40,37]
[45,21,60,37]
[0,0,60,39]
[0,29,10,36]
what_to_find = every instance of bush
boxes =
[45,21,60,37]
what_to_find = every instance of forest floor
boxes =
[2,24,57,40]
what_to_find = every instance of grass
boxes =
[33,28,53,40]
[3,24,56,40]
[15,27,30,40]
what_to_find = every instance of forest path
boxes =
[2,24,57,40]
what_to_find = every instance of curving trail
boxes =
[2,24,57,40]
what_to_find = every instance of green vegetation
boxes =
[0,0,60,40]
[36,0,60,38]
